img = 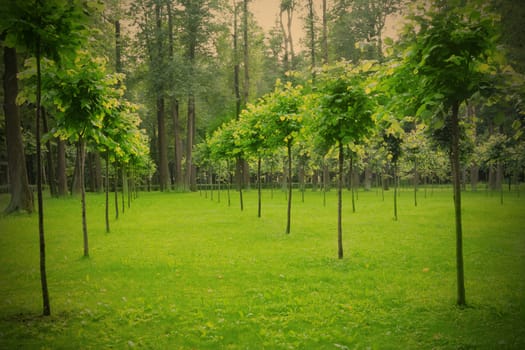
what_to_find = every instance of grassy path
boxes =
[1,188,524,349]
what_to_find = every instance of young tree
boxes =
[313,62,375,259]
[1,0,89,316]
[400,1,500,306]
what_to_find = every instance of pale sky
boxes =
[250,0,402,52]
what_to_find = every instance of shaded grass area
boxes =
[0,187,524,349]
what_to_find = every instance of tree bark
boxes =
[338,142,344,259]
[322,0,328,64]
[36,44,51,316]
[42,108,57,197]
[172,100,183,188]
[257,156,262,218]
[286,143,292,234]
[75,137,89,258]
[105,150,110,233]
[185,94,196,191]
[56,138,68,196]
[157,97,170,191]
[3,46,34,214]
[450,101,466,306]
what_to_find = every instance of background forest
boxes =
[1,0,524,202]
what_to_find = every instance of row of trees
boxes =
[1,0,523,314]
[1,0,151,316]
[196,1,524,309]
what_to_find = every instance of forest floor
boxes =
[0,186,524,349]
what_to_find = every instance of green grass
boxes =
[0,186,524,349]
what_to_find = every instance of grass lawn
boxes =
[0,186,524,349]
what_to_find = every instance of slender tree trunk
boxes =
[322,0,328,64]
[238,156,244,211]
[114,163,119,220]
[56,138,68,196]
[36,46,51,316]
[257,156,262,218]
[172,100,183,188]
[105,150,110,233]
[3,46,34,213]
[77,137,89,258]
[157,97,170,191]
[186,94,196,191]
[337,142,344,259]
[307,0,316,75]
[350,157,356,213]
[393,161,398,221]
[450,101,466,306]
[286,143,292,234]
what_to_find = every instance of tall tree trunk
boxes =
[36,45,51,316]
[105,150,110,233]
[322,0,328,64]
[185,94,196,191]
[157,97,170,191]
[3,46,34,213]
[414,158,418,207]
[42,108,57,197]
[56,138,68,196]
[114,163,119,219]
[337,142,344,259]
[71,152,82,196]
[393,161,398,221]
[78,137,89,258]
[450,101,466,306]
[307,0,316,75]
[93,152,103,193]
[257,156,262,218]
[172,100,183,188]
[286,143,292,234]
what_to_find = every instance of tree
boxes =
[263,81,305,234]
[313,62,375,259]
[1,0,89,316]
[400,0,500,306]
[2,44,33,214]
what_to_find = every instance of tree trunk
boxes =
[56,138,68,196]
[172,100,183,188]
[414,158,418,207]
[322,0,328,64]
[77,137,89,258]
[393,161,398,221]
[105,150,110,233]
[338,142,344,259]
[307,0,316,74]
[450,101,466,306]
[185,94,196,191]
[257,156,262,218]
[237,156,244,211]
[114,163,119,219]
[36,46,51,316]
[286,143,292,234]
[42,108,57,197]
[3,46,34,214]
[157,97,170,191]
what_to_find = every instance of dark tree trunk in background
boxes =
[172,100,183,188]
[56,138,68,196]
[105,150,110,233]
[3,45,34,214]
[42,108,57,197]
[186,94,196,190]
[257,156,262,218]
[450,101,466,306]
[157,97,170,191]
[322,0,328,64]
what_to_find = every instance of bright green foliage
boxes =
[0,0,89,61]
[402,0,499,117]
[314,62,376,152]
